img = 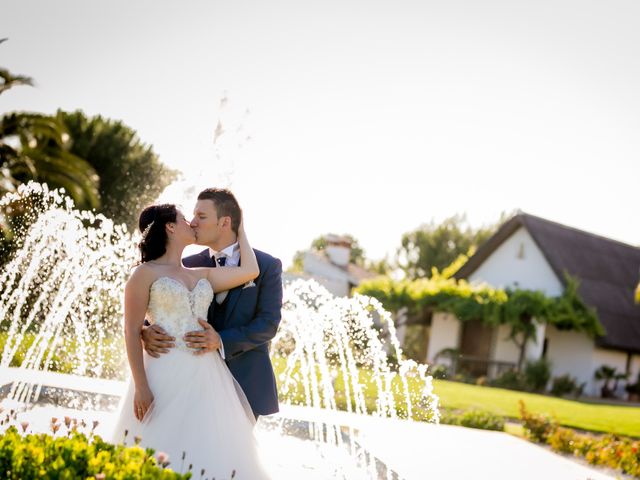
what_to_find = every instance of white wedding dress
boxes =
[109,276,269,479]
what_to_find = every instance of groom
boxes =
[141,188,283,419]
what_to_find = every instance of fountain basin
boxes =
[0,367,400,479]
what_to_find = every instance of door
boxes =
[459,319,493,376]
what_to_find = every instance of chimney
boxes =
[325,234,351,268]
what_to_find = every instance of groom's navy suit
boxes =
[182,248,282,417]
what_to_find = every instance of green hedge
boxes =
[357,273,603,338]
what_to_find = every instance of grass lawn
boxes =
[434,379,640,438]
[273,356,640,437]
[0,332,126,380]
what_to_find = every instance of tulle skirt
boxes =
[109,349,269,479]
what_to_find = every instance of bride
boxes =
[109,203,269,479]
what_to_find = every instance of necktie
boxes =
[214,254,228,303]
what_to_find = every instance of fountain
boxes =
[0,182,439,479]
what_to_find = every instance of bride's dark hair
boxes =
[138,204,178,263]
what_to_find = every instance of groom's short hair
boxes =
[198,188,242,234]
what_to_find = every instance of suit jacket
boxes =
[182,248,282,416]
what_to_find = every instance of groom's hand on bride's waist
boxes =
[184,319,222,355]
[141,324,176,358]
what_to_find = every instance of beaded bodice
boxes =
[147,276,214,352]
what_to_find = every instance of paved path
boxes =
[279,405,618,480]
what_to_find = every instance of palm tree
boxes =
[0,39,100,210]
[0,39,33,95]
[0,112,100,210]
[594,365,628,398]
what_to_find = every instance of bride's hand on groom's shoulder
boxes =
[184,319,222,355]
[141,324,175,358]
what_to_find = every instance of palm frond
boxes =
[0,68,34,95]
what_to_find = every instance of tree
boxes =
[367,256,392,276]
[502,289,550,371]
[59,110,178,229]
[397,213,509,280]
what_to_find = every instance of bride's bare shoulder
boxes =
[127,263,157,287]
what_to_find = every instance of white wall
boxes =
[628,355,640,399]
[394,307,408,348]
[507,325,634,397]
[526,322,547,362]
[492,324,520,364]
[326,245,350,267]
[593,348,628,374]
[545,325,596,395]
[491,322,546,363]
[629,355,640,386]
[469,227,564,296]
[509,329,640,397]
[303,252,349,296]
[426,312,460,364]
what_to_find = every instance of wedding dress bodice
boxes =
[147,276,214,352]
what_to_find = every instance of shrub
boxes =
[586,435,637,473]
[0,426,190,479]
[439,409,505,432]
[438,410,459,426]
[519,401,640,478]
[546,429,640,478]
[550,374,584,397]
[452,373,475,384]
[428,364,449,380]
[518,400,557,443]
[489,369,525,391]
[625,373,640,398]
[547,427,580,454]
[523,359,551,392]
[594,364,627,398]
[458,409,505,431]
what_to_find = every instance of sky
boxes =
[2,0,639,267]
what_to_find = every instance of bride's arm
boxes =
[124,267,154,420]
[206,222,259,293]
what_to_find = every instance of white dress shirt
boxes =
[208,242,240,360]
[210,241,240,304]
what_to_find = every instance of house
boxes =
[425,212,640,396]
[284,234,377,297]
